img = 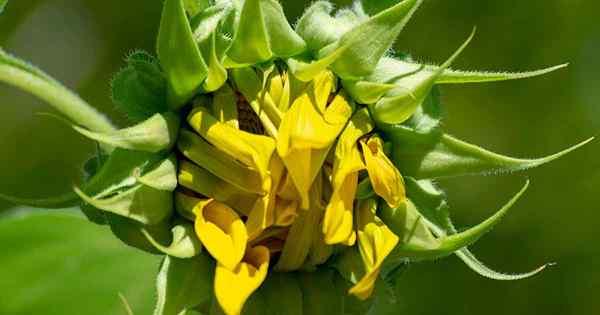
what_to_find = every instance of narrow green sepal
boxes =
[73,112,180,153]
[0,191,80,209]
[318,0,423,80]
[406,178,551,280]
[371,27,475,124]
[388,129,594,179]
[381,180,529,261]
[436,63,568,84]
[142,222,202,258]
[227,0,306,65]
[154,254,215,315]
[455,248,550,280]
[157,0,208,108]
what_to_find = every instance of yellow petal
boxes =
[349,199,399,300]
[277,172,301,201]
[361,136,406,208]
[194,200,248,270]
[188,106,276,193]
[215,246,270,315]
[178,160,258,215]
[322,109,374,245]
[323,172,359,245]
[277,86,352,207]
[246,156,285,240]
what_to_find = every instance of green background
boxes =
[1,0,599,314]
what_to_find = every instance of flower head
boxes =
[0,0,593,314]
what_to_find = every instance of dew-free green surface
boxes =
[1,0,600,314]
[0,210,160,315]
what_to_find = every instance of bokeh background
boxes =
[1,0,599,314]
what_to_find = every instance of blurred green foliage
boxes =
[0,0,599,314]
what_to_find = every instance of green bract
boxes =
[0,0,593,315]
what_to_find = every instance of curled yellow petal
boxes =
[194,200,248,270]
[361,136,406,208]
[277,77,352,207]
[246,156,285,241]
[187,106,276,193]
[215,246,270,315]
[178,160,257,215]
[349,199,399,300]
[323,108,374,245]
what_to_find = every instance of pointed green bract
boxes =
[227,0,305,65]
[381,181,529,261]
[389,130,594,179]
[73,112,180,153]
[405,178,550,280]
[371,28,475,124]
[192,5,229,92]
[0,48,115,132]
[318,0,423,80]
[158,0,208,108]
[154,255,215,315]
[142,222,203,258]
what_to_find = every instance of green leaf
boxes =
[370,28,475,124]
[242,272,303,315]
[111,51,168,123]
[0,48,114,132]
[405,178,550,280]
[381,181,530,261]
[154,254,215,315]
[318,0,423,80]
[0,211,159,315]
[157,0,208,108]
[143,222,202,258]
[73,112,180,153]
[227,0,306,65]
